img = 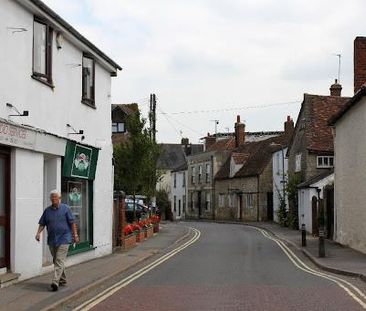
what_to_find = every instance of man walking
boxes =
[35,190,79,291]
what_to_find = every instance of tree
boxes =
[285,173,302,229]
[113,109,160,204]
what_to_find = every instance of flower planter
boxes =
[135,231,144,243]
[144,226,154,239]
[153,223,160,233]
[123,233,136,250]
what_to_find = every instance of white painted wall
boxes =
[170,170,187,220]
[1,0,116,278]
[272,148,288,222]
[334,96,366,253]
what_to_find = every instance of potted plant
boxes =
[151,215,160,233]
[132,223,144,242]
[122,224,136,249]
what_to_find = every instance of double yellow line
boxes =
[74,227,201,311]
[256,227,366,309]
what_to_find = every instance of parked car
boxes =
[125,199,148,223]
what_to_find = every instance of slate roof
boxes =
[112,104,138,115]
[288,94,350,154]
[28,0,122,71]
[297,170,334,189]
[215,134,291,180]
[157,144,203,171]
[329,86,366,125]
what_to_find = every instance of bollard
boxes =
[318,227,325,258]
[301,224,307,247]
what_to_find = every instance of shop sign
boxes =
[63,141,99,180]
[0,121,36,149]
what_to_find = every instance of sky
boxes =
[44,0,366,144]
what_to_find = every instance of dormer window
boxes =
[32,18,53,86]
[82,54,95,107]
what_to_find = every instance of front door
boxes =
[197,192,202,218]
[267,192,274,221]
[0,149,10,269]
[312,196,318,236]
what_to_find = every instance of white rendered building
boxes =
[0,0,121,282]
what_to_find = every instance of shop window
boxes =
[62,177,93,253]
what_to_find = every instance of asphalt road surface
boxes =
[83,222,366,311]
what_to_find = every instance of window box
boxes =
[135,231,144,243]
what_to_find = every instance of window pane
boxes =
[324,157,328,166]
[62,179,89,242]
[112,123,118,133]
[330,157,334,166]
[118,123,125,132]
[33,21,47,74]
[83,57,94,100]
[318,157,323,167]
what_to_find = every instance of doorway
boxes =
[267,192,274,221]
[238,195,243,220]
[311,196,318,236]
[0,148,10,270]
[326,188,334,239]
[197,191,202,218]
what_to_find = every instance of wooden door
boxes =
[267,192,274,221]
[0,150,10,269]
[311,196,318,236]
[197,192,202,218]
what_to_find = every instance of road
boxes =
[76,222,366,311]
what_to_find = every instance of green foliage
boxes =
[285,173,302,229]
[156,189,170,219]
[275,185,288,227]
[113,109,160,200]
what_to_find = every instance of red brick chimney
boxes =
[284,115,294,136]
[330,79,342,96]
[205,133,216,150]
[354,37,366,93]
[234,115,245,147]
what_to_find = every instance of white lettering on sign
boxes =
[0,122,36,149]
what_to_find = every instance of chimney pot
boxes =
[330,79,342,97]
[237,115,240,123]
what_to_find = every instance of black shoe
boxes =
[51,283,59,291]
[59,281,67,287]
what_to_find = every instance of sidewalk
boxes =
[0,222,190,311]
[257,222,366,280]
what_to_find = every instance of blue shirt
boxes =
[39,203,75,246]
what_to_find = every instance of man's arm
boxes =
[35,225,45,242]
[71,223,79,243]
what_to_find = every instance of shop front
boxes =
[62,141,99,255]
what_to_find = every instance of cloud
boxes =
[42,0,366,143]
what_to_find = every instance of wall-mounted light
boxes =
[6,103,29,117]
[56,32,63,49]
[67,123,85,141]
[7,27,27,34]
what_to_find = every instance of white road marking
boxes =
[255,227,366,309]
[74,227,201,311]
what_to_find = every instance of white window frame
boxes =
[317,156,334,168]
[205,192,211,210]
[198,165,202,183]
[173,173,177,188]
[205,163,210,183]
[295,153,302,172]
[219,194,225,207]
[246,194,253,209]
[191,166,196,184]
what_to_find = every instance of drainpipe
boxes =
[257,174,260,222]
